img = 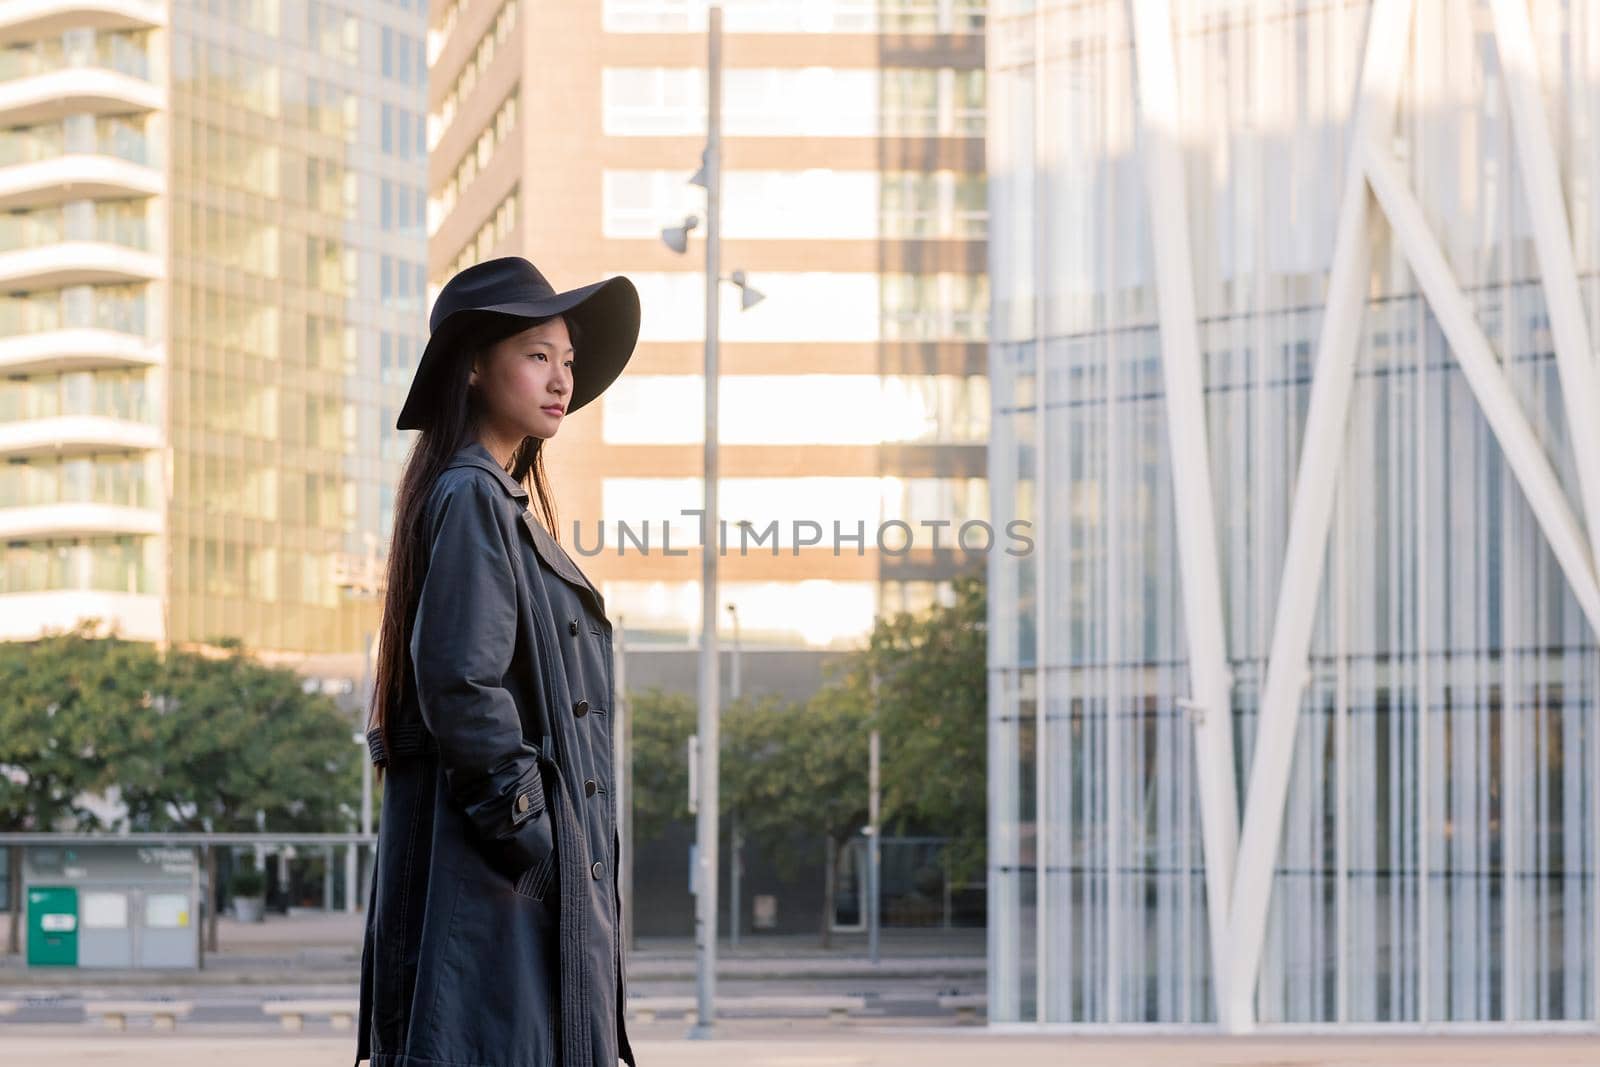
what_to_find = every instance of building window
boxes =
[601,168,983,239]
[429,0,522,150]
[602,0,983,34]
[0,453,153,509]
[880,68,985,137]
[880,171,987,238]
[627,270,882,342]
[602,374,989,445]
[381,103,424,160]
[599,578,877,648]
[626,270,985,342]
[0,535,156,594]
[602,66,983,138]
[307,0,359,65]
[0,367,154,424]
[444,185,520,281]
[434,89,519,222]
[881,272,988,340]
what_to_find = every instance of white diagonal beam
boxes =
[1129,0,1241,1025]
[1362,145,1600,632]
[1223,0,1415,1032]
[1489,0,1600,569]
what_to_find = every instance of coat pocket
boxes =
[426,870,560,1067]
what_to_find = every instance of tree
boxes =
[724,680,869,946]
[629,680,872,944]
[0,623,153,832]
[0,622,360,954]
[624,573,986,944]
[112,637,359,833]
[854,570,987,886]
[0,624,358,835]
[626,685,696,844]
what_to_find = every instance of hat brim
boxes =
[396,274,640,431]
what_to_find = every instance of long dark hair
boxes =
[367,311,579,785]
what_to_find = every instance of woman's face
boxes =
[470,316,573,441]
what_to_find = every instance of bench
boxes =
[624,995,696,1022]
[262,999,359,1032]
[718,994,865,1022]
[937,992,987,1022]
[626,993,866,1023]
[84,1000,194,1031]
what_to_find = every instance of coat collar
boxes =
[446,441,606,616]
[445,439,528,500]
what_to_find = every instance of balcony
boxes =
[0,154,161,210]
[0,240,161,290]
[0,327,160,373]
[0,414,161,457]
[0,67,162,125]
[0,500,160,539]
[0,285,151,343]
[0,0,165,47]
[0,114,153,169]
[1,27,151,80]
[0,589,163,641]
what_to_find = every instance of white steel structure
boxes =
[989,0,1600,1030]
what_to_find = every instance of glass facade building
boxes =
[1,0,428,660]
[988,0,1600,1029]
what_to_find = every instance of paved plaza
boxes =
[2,913,1596,1065]
[0,1027,1598,1067]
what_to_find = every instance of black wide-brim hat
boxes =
[396,255,641,431]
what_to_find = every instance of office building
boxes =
[988,0,1600,1029]
[0,0,429,672]
[426,0,990,652]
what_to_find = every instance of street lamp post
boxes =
[868,722,880,964]
[726,602,741,949]
[690,3,723,1038]
[658,4,763,1039]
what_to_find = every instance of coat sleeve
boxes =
[410,472,553,883]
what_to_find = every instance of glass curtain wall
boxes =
[988,0,1600,1026]
[165,0,426,654]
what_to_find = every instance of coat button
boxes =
[584,778,597,796]
[573,699,589,718]
[591,860,604,880]
[568,617,578,636]
[516,794,530,813]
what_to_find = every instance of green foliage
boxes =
[626,570,987,885]
[723,680,871,881]
[627,685,696,843]
[0,624,154,831]
[0,620,360,833]
[855,570,988,884]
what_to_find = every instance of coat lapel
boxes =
[518,505,606,617]
[445,441,607,618]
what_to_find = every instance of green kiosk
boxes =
[27,886,79,966]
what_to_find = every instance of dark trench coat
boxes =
[356,439,634,1067]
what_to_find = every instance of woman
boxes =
[355,256,641,1067]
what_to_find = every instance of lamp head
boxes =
[660,214,701,254]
